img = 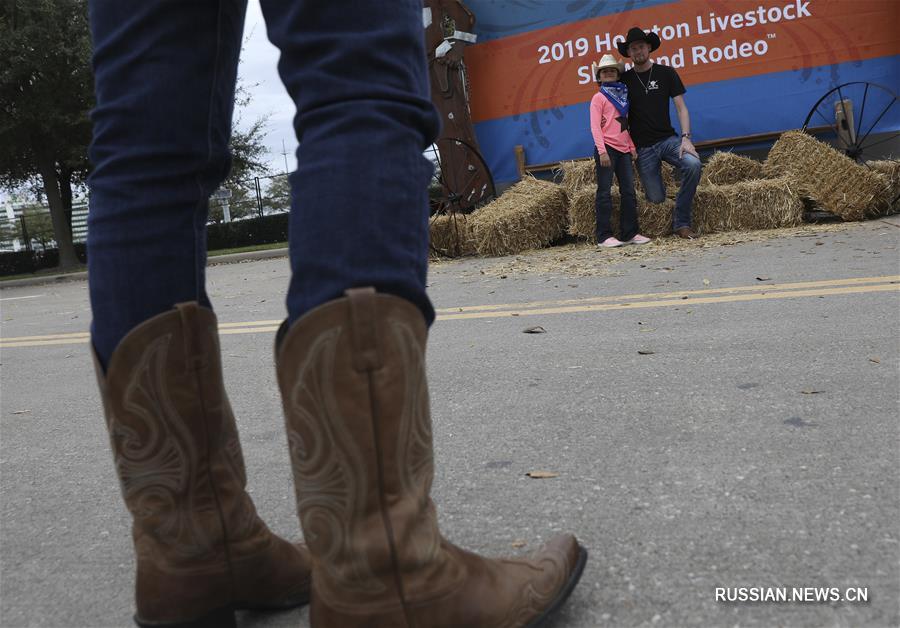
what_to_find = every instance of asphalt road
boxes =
[2,218,899,628]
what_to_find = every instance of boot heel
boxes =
[133,606,236,628]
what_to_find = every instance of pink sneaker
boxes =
[625,234,651,245]
[597,237,624,248]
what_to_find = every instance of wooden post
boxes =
[514,144,526,179]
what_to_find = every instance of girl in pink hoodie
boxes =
[590,55,650,248]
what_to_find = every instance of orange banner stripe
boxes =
[466,0,900,123]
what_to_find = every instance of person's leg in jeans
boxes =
[615,150,640,241]
[635,143,666,204]
[658,135,702,231]
[259,1,436,325]
[260,1,587,625]
[87,2,310,626]
[594,146,616,242]
[88,1,240,365]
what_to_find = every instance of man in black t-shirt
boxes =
[618,27,702,239]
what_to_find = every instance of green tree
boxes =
[0,0,93,269]
[210,83,273,224]
[0,204,56,251]
[19,204,56,250]
[262,174,291,213]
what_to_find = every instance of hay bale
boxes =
[429,213,476,257]
[567,186,600,241]
[866,160,900,216]
[763,131,886,220]
[692,178,803,233]
[637,196,676,238]
[702,151,763,185]
[568,185,674,242]
[468,177,568,256]
[568,186,627,243]
[559,159,595,198]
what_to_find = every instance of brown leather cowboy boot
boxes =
[93,302,311,627]
[275,288,587,628]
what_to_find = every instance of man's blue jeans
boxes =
[635,135,702,231]
[87,0,439,367]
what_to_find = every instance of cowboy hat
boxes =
[592,54,625,81]
[617,26,661,57]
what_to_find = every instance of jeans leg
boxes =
[636,145,666,203]
[660,136,702,230]
[615,152,639,241]
[87,0,246,367]
[593,148,615,242]
[258,0,440,326]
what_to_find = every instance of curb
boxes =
[0,247,289,290]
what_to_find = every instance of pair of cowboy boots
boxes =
[95,289,586,627]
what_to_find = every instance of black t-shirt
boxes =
[621,63,686,148]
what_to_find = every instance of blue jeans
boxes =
[87,0,439,367]
[635,135,702,231]
[593,146,638,242]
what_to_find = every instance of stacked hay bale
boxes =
[567,185,675,242]
[693,178,804,232]
[702,151,763,185]
[559,159,595,198]
[429,213,476,257]
[638,197,677,237]
[567,186,602,240]
[468,177,568,256]
[764,130,887,221]
[866,160,900,216]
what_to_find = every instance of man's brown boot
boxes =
[275,288,587,628]
[94,303,311,627]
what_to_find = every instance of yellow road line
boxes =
[218,320,282,329]
[0,319,284,342]
[1,337,90,348]
[219,326,280,336]
[437,283,899,320]
[0,331,91,342]
[434,274,900,314]
[1,277,897,349]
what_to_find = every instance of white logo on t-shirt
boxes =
[648,80,659,90]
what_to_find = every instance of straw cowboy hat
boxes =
[592,54,625,81]
[617,26,661,57]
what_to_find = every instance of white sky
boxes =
[237,1,299,174]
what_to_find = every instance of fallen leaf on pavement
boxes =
[756,276,771,281]
[511,540,527,548]
[638,350,655,355]
[526,470,559,479]
[12,410,30,415]
[869,357,881,364]
[800,389,825,395]
[523,326,546,334]
[703,278,710,285]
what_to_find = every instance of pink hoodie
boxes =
[590,91,636,155]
